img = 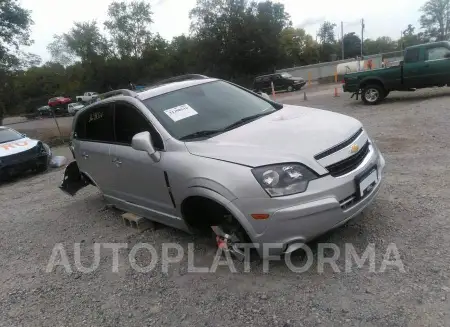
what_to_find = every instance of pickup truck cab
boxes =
[76,92,99,102]
[343,41,450,104]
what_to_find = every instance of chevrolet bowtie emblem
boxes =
[350,144,359,153]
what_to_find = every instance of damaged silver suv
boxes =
[60,74,385,258]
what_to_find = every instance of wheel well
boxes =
[181,196,232,229]
[81,172,96,186]
[359,79,385,91]
[181,196,252,242]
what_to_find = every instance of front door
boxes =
[402,47,428,89]
[423,44,450,86]
[73,103,115,195]
[109,102,178,226]
[271,74,284,91]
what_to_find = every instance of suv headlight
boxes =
[252,163,318,197]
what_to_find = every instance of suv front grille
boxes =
[325,141,370,177]
[315,128,363,160]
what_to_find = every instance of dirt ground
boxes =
[1,87,450,327]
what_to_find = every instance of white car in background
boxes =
[68,103,85,116]
[76,92,99,102]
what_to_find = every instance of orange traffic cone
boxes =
[334,87,340,97]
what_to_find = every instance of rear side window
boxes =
[114,103,164,149]
[81,104,114,142]
[404,48,420,63]
[426,46,450,60]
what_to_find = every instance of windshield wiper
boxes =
[222,112,273,132]
[179,130,223,141]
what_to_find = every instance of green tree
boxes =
[317,21,338,61]
[318,21,336,44]
[64,21,108,62]
[364,36,398,54]
[47,34,77,66]
[0,0,34,124]
[420,0,450,41]
[280,27,319,66]
[104,0,153,58]
[343,32,362,58]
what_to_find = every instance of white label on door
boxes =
[164,104,198,122]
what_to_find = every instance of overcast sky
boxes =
[20,0,425,62]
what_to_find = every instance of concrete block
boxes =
[121,212,154,232]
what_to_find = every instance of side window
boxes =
[404,48,420,63]
[262,76,270,82]
[84,104,114,142]
[114,103,164,150]
[426,46,450,60]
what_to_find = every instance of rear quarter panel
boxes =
[344,66,402,92]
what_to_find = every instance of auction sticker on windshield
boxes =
[164,104,198,122]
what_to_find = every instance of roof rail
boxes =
[150,74,210,87]
[98,89,137,100]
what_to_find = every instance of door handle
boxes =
[112,158,122,166]
[82,153,89,159]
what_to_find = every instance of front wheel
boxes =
[287,85,294,92]
[362,84,385,105]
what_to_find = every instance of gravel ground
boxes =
[1,88,450,327]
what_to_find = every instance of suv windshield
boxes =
[143,81,279,140]
[0,129,23,144]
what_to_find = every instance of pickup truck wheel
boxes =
[362,85,384,105]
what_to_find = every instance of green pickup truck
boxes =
[343,41,450,105]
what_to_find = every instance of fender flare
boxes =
[358,76,386,90]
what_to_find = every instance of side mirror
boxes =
[22,133,27,137]
[131,131,161,162]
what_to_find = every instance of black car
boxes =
[253,72,306,93]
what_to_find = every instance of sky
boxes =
[20,0,426,62]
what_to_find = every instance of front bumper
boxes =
[0,154,49,179]
[294,81,306,88]
[231,144,385,256]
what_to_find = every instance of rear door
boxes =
[73,103,115,195]
[402,47,428,88]
[109,101,177,222]
[271,74,284,91]
[423,44,450,86]
[260,76,271,92]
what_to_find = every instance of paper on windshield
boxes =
[164,104,198,122]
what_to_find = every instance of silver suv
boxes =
[60,74,385,258]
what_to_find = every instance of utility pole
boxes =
[361,18,365,58]
[341,21,344,60]
[400,30,403,52]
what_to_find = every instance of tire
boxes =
[287,85,294,92]
[362,84,385,105]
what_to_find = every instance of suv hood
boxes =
[185,105,362,172]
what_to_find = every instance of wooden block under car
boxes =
[121,212,154,232]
